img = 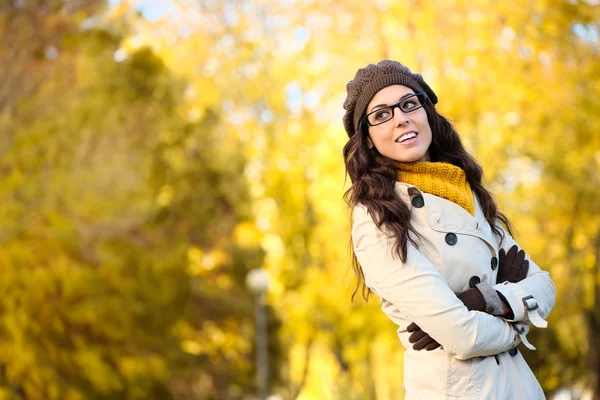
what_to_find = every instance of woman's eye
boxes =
[374,110,390,121]
[401,100,418,111]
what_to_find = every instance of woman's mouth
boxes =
[395,131,418,144]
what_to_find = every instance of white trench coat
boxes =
[352,182,556,400]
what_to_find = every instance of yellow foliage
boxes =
[233,221,262,248]
[2,0,599,398]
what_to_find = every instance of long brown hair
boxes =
[343,99,513,301]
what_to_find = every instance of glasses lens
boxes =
[400,94,423,113]
[367,107,394,125]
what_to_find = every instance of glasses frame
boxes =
[361,92,429,128]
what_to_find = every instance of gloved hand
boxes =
[497,245,529,284]
[407,322,440,351]
[456,288,486,312]
[407,288,486,351]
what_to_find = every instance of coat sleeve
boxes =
[492,226,556,330]
[353,204,520,360]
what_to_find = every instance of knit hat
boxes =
[342,60,438,138]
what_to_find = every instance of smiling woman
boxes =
[342,60,556,400]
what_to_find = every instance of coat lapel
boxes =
[396,182,497,250]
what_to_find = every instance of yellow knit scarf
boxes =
[397,162,475,215]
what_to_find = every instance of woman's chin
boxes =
[386,151,429,163]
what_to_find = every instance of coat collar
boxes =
[395,182,497,249]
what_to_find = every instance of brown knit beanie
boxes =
[343,60,438,138]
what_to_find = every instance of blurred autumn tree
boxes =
[0,1,282,399]
[0,0,598,399]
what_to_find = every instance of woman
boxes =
[343,60,556,399]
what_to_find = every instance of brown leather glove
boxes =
[497,245,529,284]
[407,322,440,351]
[407,288,486,351]
[457,288,486,312]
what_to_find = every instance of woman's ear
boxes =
[367,137,374,149]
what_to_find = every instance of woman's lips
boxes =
[399,136,418,145]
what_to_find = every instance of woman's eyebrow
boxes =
[368,93,414,113]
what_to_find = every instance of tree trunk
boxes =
[588,232,600,399]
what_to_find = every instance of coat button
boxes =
[445,233,458,246]
[509,347,518,356]
[411,195,424,208]
[469,276,481,288]
[491,256,498,271]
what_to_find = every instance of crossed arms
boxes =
[352,204,556,360]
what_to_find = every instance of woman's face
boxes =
[365,85,432,163]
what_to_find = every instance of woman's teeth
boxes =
[396,132,417,143]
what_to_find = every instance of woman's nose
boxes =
[393,106,409,125]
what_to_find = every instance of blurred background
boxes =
[0,0,599,399]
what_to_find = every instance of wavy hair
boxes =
[343,99,513,301]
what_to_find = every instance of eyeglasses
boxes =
[362,92,429,127]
